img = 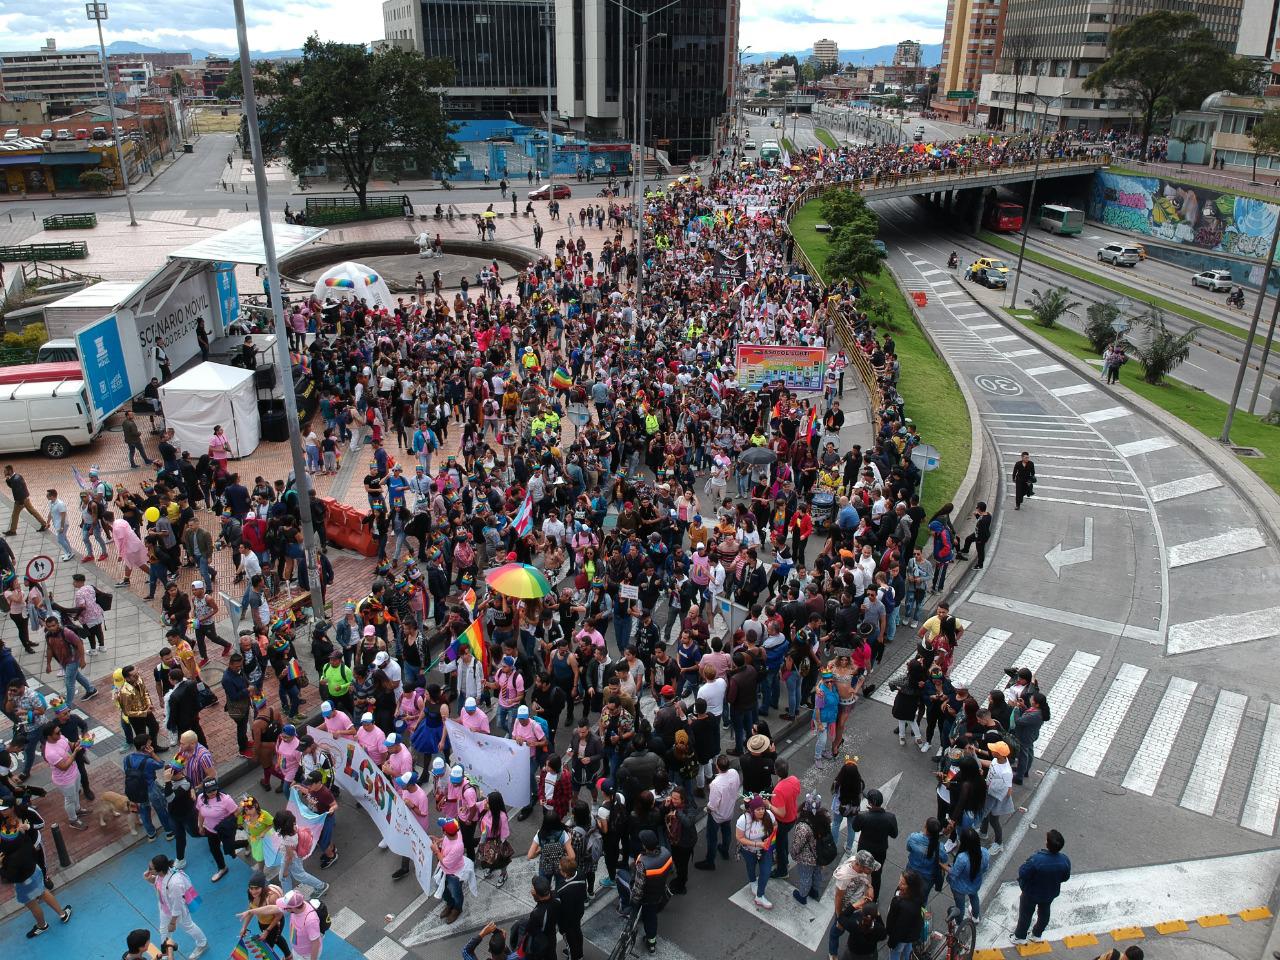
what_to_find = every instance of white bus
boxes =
[1038,204,1085,235]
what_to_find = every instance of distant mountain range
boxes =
[743,43,942,68]
[69,39,302,62]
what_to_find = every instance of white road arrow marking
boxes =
[1044,516,1094,577]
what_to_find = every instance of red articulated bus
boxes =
[984,201,1024,233]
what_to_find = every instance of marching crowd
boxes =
[0,128,1098,960]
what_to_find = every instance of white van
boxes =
[0,380,101,458]
[36,339,79,363]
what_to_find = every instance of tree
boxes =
[167,70,187,99]
[773,54,799,70]
[820,188,878,235]
[825,226,883,282]
[772,79,794,94]
[1084,10,1260,157]
[1130,309,1200,384]
[1083,299,1125,353]
[1250,109,1280,184]
[998,33,1042,132]
[255,37,455,209]
[78,169,112,194]
[1024,286,1081,328]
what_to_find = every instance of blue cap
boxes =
[282,724,297,736]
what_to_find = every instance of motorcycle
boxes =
[1228,288,1245,309]
[947,252,959,270]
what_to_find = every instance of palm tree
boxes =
[1024,286,1082,328]
[1130,308,1200,384]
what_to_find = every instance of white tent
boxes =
[310,261,394,310]
[158,362,261,459]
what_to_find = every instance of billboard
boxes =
[735,344,828,393]
[76,315,131,419]
[214,262,240,329]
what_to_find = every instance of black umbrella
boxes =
[738,447,777,467]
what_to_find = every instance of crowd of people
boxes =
[0,126,1095,958]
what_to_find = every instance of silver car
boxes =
[1098,243,1141,267]
[1192,269,1233,291]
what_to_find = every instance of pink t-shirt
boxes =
[283,902,323,960]
[276,737,301,782]
[460,709,490,733]
[196,792,240,830]
[439,832,465,874]
[511,719,546,757]
[356,725,388,764]
[400,785,432,829]
[323,711,354,736]
[383,747,413,778]
[44,737,78,787]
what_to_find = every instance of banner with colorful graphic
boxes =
[735,344,828,393]
[306,727,435,891]
[446,719,531,810]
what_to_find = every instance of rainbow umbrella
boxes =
[485,562,553,599]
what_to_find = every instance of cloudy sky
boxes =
[0,0,946,55]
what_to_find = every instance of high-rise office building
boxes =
[813,38,839,67]
[0,39,106,115]
[384,0,733,161]
[979,0,1252,132]
[893,39,923,66]
[935,0,1006,123]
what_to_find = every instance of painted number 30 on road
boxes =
[974,374,1024,397]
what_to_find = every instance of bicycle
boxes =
[608,904,643,960]
[912,905,976,960]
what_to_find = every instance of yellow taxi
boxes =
[968,257,1010,275]
[1132,243,1147,260]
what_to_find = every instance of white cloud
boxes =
[739,0,946,52]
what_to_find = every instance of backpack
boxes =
[94,586,113,611]
[538,831,567,875]
[309,898,332,933]
[815,824,839,867]
[123,753,150,804]
[100,481,115,499]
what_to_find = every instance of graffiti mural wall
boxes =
[1088,170,1280,263]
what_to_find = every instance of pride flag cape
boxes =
[550,367,573,390]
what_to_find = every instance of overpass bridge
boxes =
[789,155,1107,232]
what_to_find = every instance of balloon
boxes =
[144,507,160,523]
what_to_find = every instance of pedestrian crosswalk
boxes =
[869,615,1280,836]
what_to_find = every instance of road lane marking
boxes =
[1167,606,1280,655]
[1241,703,1280,835]
[1180,689,1247,816]
[1003,348,1043,358]
[1024,364,1067,376]
[1050,383,1097,397]
[1115,436,1178,457]
[1122,676,1198,795]
[948,628,1013,687]
[1168,527,1267,567]
[1149,473,1223,502]
[1066,663,1148,777]
[1079,406,1131,423]
[1036,651,1102,752]
[966,593,1161,644]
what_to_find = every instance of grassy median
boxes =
[814,128,840,151]
[792,200,972,516]
[782,137,798,156]
[979,230,1244,342]
[1007,308,1280,493]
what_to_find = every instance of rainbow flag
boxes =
[804,407,818,442]
[230,940,252,960]
[550,366,573,391]
[284,659,304,682]
[448,616,489,677]
[461,587,477,616]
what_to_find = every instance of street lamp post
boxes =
[541,0,554,180]
[735,46,752,159]
[1221,212,1280,441]
[608,0,681,312]
[85,2,137,226]
[1006,89,1062,311]
[230,0,322,601]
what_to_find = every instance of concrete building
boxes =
[193,56,234,98]
[935,0,1005,122]
[383,0,732,162]
[1169,91,1280,174]
[893,39,923,67]
[0,40,106,116]
[813,38,839,67]
[978,0,1252,133]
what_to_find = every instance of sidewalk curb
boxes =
[887,264,990,525]
[1000,311,1280,549]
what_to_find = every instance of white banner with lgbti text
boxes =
[446,719,531,811]
[308,726,435,892]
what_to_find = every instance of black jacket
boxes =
[168,679,202,733]
[852,807,899,859]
